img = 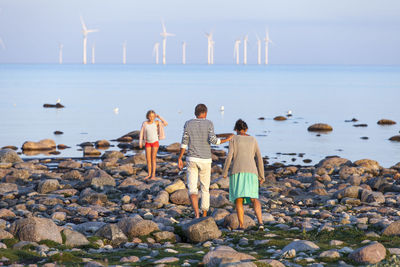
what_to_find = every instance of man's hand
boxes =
[178,158,184,170]
[260,179,264,185]
[223,175,228,179]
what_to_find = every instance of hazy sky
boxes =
[0,0,399,64]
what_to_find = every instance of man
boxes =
[178,104,233,218]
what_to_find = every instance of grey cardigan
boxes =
[222,135,265,181]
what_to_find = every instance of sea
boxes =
[0,64,399,167]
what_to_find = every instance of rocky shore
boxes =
[0,133,400,266]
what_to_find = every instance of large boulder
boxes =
[339,166,364,180]
[101,151,124,160]
[10,217,62,244]
[281,240,320,254]
[84,168,116,188]
[382,221,400,236]
[334,186,362,200]
[317,157,352,171]
[22,139,56,150]
[181,217,222,243]
[0,149,23,164]
[165,179,186,194]
[117,216,159,238]
[203,246,256,267]
[170,189,191,205]
[153,190,169,205]
[223,213,256,230]
[62,228,90,247]
[354,159,381,175]
[377,119,396,125]
[349,242,386,264]
[95,224,128,246]
[37,179,60,194]
[307,123,333,132]
[360,190,385,204]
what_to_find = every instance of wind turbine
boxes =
[182,41,186,65]
[58,43,63,64]
[243,35,248,65]
[205,32,213,65]
[80,16,98,65]
[160,20,175,65]
[210,40,215,64]
[264,29,273,65]
[153,42,160,64]
[91,43,95,64]
[256,34,261,65]
[122,41,127,64]
[234,39,241,65]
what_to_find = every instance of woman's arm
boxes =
[222,138,234,178]
[254,139,265,181]
[139,122,145,148]
[157,114,168,126]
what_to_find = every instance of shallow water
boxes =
[0,64,399,167]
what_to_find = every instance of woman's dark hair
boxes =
[234,119,248,131]
[146,110,156,119]
[195,104,208,117]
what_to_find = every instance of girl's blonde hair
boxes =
[146,110,156,120]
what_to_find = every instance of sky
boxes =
[0,0,399,64]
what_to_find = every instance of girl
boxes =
[222,119,265,231]
[139,110,168,180]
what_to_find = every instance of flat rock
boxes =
[22,139,56,151]
[281,240,320,253]
[308,123,333,132]
[377,119,396,125]
[83,147,101,156]
[274,116,287,121]
[203,246,256,267]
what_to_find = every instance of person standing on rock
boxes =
[223,119,265,231]
[139,110,168,180]
[178,104,233,218]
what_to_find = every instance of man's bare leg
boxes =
[190,194,200,218]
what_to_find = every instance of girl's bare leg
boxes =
[251,198,263,224]
[144,146,152,180]
[235,198,244,228]
[150,146,159,179]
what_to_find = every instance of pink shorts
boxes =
[145,141,159,148]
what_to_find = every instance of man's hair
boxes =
[195,104,208,117]
[234,119,248,131]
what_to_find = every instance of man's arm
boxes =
[178,122,189,170]
[208,122,233,145]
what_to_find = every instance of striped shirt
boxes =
[181,118,221,163]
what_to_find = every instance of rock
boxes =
[73,222,106,234]
[84,168,116,188]
[0,209,16,219]
[319,250,340,259]
[256,259,285,267]
[0,229,13,239]
[79,188,108,206]
[308,123,333,132]
[165,143,181,153]
[120,256,140,263]
[349,242,386,264]
[360,190,385,204]
[0,183,18,194]
[170,189,191,205]
[154,190,169,205]
[213,177,230,189]
[51,212,66,221]
[389,135,400,142]
[165,179,186,194]
[382,221,400,236]
[223,213,256,230]
[95,224,128,246]
[377,119,396,125]
[58,160,81,169]
[95,140,110,148]
[153,231,176,243]
[57,144,69,149]
[118,216,159,238]
[281,240,320,253]
[37,179,60,194]
[182,217,222,243]
[154,257,179,264]
[62,170,83,180]
[4,169,30,183]
[101,151,124,160]
[131,153,146,165]
[203,246,256,267]
[22,139,56,151]
[210,194,230,208]
[339,166,364,180]
[43,103,64,108]
[334,186,362,199]
[0,149,23,163]
[10,217,62,244]
[274,116,287,121]
[62,229,90,247]
[318,157,352,171]
[83,147,101,156]
[354,159,381,174]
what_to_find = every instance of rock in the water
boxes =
[307,123,333,132]
[382,221,400,236]
[182,217,222,243]
[22,139,56,151]
[62,228,90,247]
[165,143,181,153]
[203,245,256,267]
[84,147,101,156]
[37,179,60,194]
[389,135,400,142]
[43,103,64,108]
[101,150,124,160]
[281,240,320,253]
[223,213,256,230]
[165,179,186,194]
[95,224,128,246]
[0,149,23,163]
[170,189,191,205]
[349,242,386,264]
[95,140,110,148]
[10,217,62,244]
[274,116,287,121]
[377,119,396,125]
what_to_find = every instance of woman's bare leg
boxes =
[150,146,159,179]
[235,198,244,228]
[144,146,152,180]
[251,198,263,224]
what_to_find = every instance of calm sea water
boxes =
[0,64,399,167]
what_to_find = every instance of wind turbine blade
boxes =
[161,19,166,33]
[0,38,5,50]
[166,33,175,37]
[80,16,87,31]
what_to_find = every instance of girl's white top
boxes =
[144,122,159,143]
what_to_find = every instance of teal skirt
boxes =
[229,172,259,205]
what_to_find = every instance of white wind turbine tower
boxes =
[234,39,241,65]
[210,40,215,64]
[153,42,160,64]
[122,41,127,64]
[264,29,273,65]
[80,16,98,65]
[256,35,261,65]
[182,41,186,65]
[160,20,175,65]
[91,43,95,64]
[205,32,213,65]
[243,35,248,65]
[58,43,63,64]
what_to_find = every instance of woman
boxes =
[223,119,265,231]
[139,110,167,180]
